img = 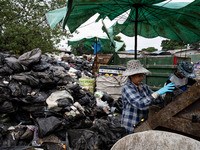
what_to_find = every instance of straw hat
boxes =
[177,61,196,78]
[123,59,150,76]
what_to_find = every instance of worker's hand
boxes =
[156,82,175,95]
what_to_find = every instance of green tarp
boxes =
[45,7,67,29]
[68,37,124,54]
[46,0,200,44]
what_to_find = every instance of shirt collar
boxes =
[174,72,183,79]
[127,77,144,88]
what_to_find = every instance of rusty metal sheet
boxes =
[163,117,200,138]
[176,99,200,122]
[149,80,200,129]
[135,80,200,139]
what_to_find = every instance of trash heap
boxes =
[0,48,126,150]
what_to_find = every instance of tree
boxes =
[141,47,157,52]
[114,36,126,51]
[0,0,72,55]
[161,40,186,51]
[189,42,200,49]
[71,43,91,56]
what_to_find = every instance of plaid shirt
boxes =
[121,78,161,134]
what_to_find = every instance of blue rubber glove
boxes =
[156,82,175,95]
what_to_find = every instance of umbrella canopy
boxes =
[45,7,123,53]
[60,0,200,59]
[68,36,124,54]
[45,7,67,30]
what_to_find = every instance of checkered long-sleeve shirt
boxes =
[121,78,161,134]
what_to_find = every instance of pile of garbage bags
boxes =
[0,48,126,150]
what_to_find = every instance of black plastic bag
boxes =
[10,109,33,125]
[12,72,40,88]
[0,146,36,150]
[0,86,11,102]
[59,62,70,70]
[32,61,51,72]
[92,107,108,119]
[5,57,25,73]
[36,116,62,138]
[83,70,93,78]
[76,93,91,106]
[21,84,32,97]
[57,98,73,107]
[89,118,126,150]
[18,48,42,67]
[76,59,84,64]
[41,142,64,150]
[0,101,17,113]
[8,80,22,97]
[21,104,46,114]
[23,90,50,104]
[31,109,64,119]
[101,92,114,107]
[0,53,6,65]
[68,129,99,150]
[56,75,74,85]
[36,71,56,90]
[1,126,27,147]
[64,114,92,129]
[73,89,96,108]
[49,65,68,78]
[0,123,9,146]
[84,92,96,108]
[0,65,14,76]
[66,83,84,99]
[75,70,82,78]
[113,97,123,114]
[41,54,58,65]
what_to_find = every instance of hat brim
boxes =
[178,69,196,78]
[122,67,150,76]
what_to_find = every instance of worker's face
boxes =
[130,73,144,85]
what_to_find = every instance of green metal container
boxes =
[107,52,191,91]
[186,54,200,63]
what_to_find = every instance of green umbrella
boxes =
[45,7,67,30]
[45,7,121,53]
[68,36,124,54]
[68,36,124,71]
[60,0,200,59]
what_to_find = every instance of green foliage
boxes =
[141,47,158,52]
[114,36,126,51]
[189,42,200,49]
[0,0,72,55]
[71,44,91,56]
[161,40,186,51]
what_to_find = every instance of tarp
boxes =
[45,7,67,29]
[68,36,124,54]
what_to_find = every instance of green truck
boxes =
[107,52,191,91]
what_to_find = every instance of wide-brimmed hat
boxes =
[123,59,150,76]
[177,61,196,78]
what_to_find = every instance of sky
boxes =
[59,0,193,51]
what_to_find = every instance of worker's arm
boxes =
[152,82,175,99]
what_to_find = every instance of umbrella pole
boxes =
[134,6,139,60]
[96,37,98,72]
